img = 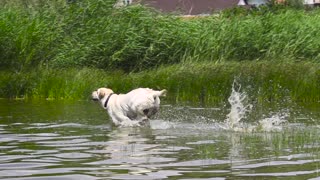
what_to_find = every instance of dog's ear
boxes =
[98,89,106,100]
[95,88,114,100]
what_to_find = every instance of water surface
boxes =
[0,99,320,179]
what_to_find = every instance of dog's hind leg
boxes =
[137,111,148,121]
[143,108,158,118]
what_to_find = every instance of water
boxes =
[0,88,320,179]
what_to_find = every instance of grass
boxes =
[0,61,319,105]
[0,0,319,103]
[0,1,319,72]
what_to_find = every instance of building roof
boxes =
[138,0,241,15]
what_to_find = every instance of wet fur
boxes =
[92,87,167,126]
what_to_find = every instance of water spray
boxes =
[225,80,253,129]
[225,80,288,132]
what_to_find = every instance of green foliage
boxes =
[0,0,319,72]
[0,62,319,104]
[0,68,113,99]
[0,0,319,104]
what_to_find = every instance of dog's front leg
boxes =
[113,112,141,127]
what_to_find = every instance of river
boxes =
[0,87,319,179]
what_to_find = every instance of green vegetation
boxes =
[1,0,320,71]
[1,61,319,105]
[0,0,319,104]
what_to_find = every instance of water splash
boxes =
[224,80,288,132]
[257,112,289,132]
[119,120,145,127]
[225,81,253,129]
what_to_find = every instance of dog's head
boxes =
[92,88,114,101]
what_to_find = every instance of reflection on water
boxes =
[0,99,320,179]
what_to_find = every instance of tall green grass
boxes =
[0,1,319,104]
[0,0,319,72]
[0,62,319,104]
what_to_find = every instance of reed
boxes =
[0,1,319,104]
[0,0,319,72]
[0,62,319,104]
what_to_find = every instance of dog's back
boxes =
[124,88,166,118]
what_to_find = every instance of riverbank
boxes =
[0,1,319,105]
[1,61,319,105]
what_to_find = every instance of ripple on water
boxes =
[54,152,92,159]
[0,97,319,179]
[0,162,59,170]
[4,174,97,180]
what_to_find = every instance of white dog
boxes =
[92,87,167,126]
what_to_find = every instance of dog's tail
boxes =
[153,89,167,98]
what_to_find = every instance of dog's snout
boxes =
[92,91,99,101]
